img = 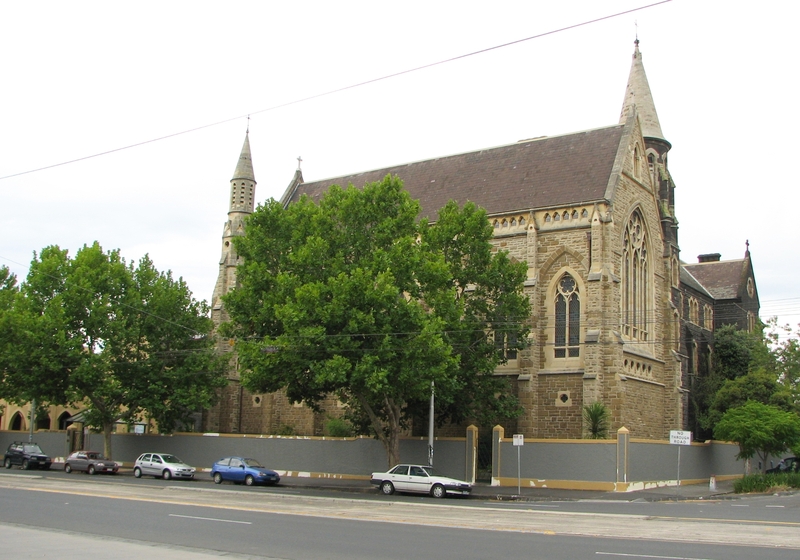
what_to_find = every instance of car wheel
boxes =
[162,469,172,480]
[3,458,11,469]
[431,483,446,499]
[213,472,223,484]
[133,467,142,478]
[22,459,30,470]
[245,474,255,486]
[64,464,72,473]
[88,464,96,475]
[380,481,395,495]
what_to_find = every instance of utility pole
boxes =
[28,398,36,442]
[428,381,434,466]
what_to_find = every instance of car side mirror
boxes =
[240,465,245,469]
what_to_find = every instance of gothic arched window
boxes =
[623,210,649,341]
[555,273,580,358]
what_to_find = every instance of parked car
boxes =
[370,464,471,498]
[3,441,51,470]
[64,451,120,475]
[766,457,799,474]
[133,453,195,480]
[211,456,281,486]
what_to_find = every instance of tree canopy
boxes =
[713,401,800,473]
[763,318,800,407]
[223,175,530,466]
[708,370,796,427]
[691,324,782,439]
[0,243,227,457]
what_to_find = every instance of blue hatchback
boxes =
[211,456,281,486]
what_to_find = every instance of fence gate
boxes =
[476,429,493,482]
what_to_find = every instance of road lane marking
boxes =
[596,553,714,559]
[169,513,251,524]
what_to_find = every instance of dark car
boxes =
[211,456,280,486]
[766,457,799,474]
[64,451,120,475]
[4,441,51,470]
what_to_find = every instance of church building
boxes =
[201,41,760,441]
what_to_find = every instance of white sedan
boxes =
[370,464,471,498]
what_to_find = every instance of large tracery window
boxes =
[555,274,580,358]
[623,210,649,341]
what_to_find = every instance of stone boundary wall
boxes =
[494,430,744,491]
[0,431,468,479]
[2,429,746,491]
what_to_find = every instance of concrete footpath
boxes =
[273,473,739,502]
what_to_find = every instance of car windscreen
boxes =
[244,458,265,468]
[23,445,44,454]
[160,455,182,464]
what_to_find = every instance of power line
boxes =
[0,1,672,182]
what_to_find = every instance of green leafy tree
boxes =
[0,250,79,410]
[708,370,796,427]
[223,175,529,467]
[713,401,800,474]
[0,243,226,457]
[763,318,800,405]
[713,324,763,380]
[691,325,770,439]
[0,266,22,402]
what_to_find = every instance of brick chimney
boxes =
[697,253,721,263]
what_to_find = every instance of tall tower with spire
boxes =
[619,39,678,253]
[211,131,256,327]
[204,131,256,433]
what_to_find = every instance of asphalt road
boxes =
[19,466,800,524]
[1,471,799,559]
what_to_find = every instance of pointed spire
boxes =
[619,39,666,143]
[231,131,255,183]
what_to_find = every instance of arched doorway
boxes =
[10,412,25,431]
[58,411,73,430]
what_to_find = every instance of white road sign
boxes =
[669,430,692,446]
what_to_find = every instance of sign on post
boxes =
[669,430,692,490]
[512,434,524,495]
[669,430,692,446]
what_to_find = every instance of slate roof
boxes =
[284,125,626,219]
[683,259,747,301]
[680,267,713,298]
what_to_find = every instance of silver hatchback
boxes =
[133,453,195,480]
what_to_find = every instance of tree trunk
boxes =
[385,421,401,467]
[355,393,404,469]
[102,421,114,459]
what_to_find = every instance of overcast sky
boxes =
[2,1,798,334]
